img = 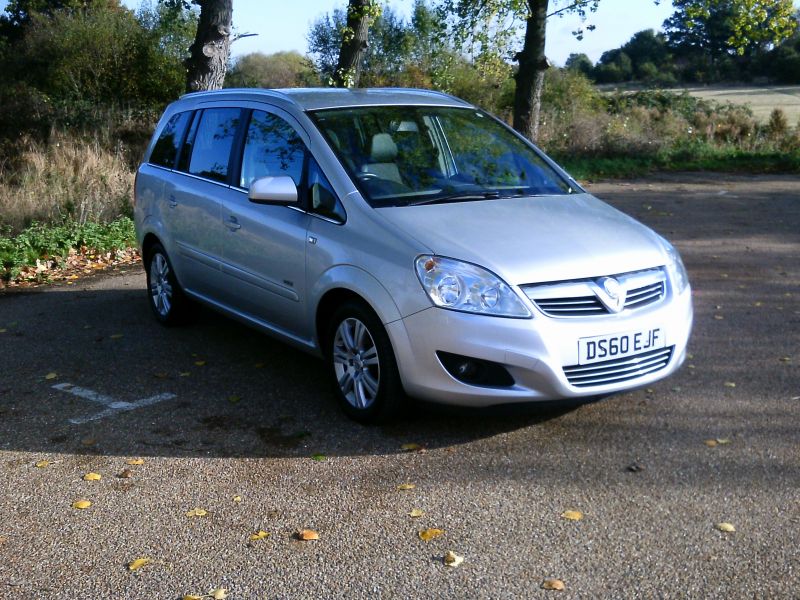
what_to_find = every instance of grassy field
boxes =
[682,85,800,124]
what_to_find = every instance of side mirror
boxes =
[248,176,298,205]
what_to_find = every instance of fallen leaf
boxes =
[210,589,228,600]
[183,595,203,600]
[724,382,736,388]
[397,483,416,491]
[109,334,124,339]
[715,438,731,445]
[250,530,270,541]
[713,315,724,320]
[179,372,191,377]
[779,356,791,363]
[542,578,566,591]
[72,500,92,510]
[753,301,763,307]
[0,328,6,333]
[296,529,319,541]
[126,458,144,466]
[80,438,96,447]
[401,443,421,452]
[194,360,206,366]
[118,469,133,479]
[45,372,58,380]
[35,460,50,468]
[311,453,326,461]
[418,528,445,541]
[232,495,242,503]
[716,522,736,533]
[186,508,208,518]
[409,509,425,518]
[626,463,644,473]
[127,557,150,571]
[83,472,102,481]
[704,439,718,448]
[443,550,464,567]
[561,510,583,521]
[227,395,240,404]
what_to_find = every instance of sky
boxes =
[121,1,675,66]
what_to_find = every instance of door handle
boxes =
[225,216,241,231]
[168,195,178,208]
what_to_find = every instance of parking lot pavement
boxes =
[0,173,798,599]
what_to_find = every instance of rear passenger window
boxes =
[188,108,242,183]
[240,111,305,189]
[150,111,191,168]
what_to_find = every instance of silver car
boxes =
[134,88,693,422]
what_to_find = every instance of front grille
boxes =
[563,346,674,388]
[522,268,666,318]
[534,296,605,316]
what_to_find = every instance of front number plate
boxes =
[578,327,665,365]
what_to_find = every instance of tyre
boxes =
[144,242,189,325]
[327,300,405,423]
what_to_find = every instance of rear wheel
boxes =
[145,243,189,325]
[328,301,404,423]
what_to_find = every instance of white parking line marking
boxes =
[52,383,177,425]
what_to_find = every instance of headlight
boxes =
[664,242,689,295]
[414,255,531,318]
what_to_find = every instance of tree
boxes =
[665,0,797,58]
[438,0,603,142]
[226,51,318,88]
[185,0,232,91]
[332,0,381,87]
[565,52,593,77]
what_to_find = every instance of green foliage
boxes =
[0,217,135,281]
[226,51,318,88]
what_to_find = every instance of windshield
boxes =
[310,106,575,208]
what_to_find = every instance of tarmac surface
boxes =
[0,173,798,598]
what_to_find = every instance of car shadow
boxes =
[0,281,575,460]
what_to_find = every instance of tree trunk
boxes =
[185,0,233,92]
[332,0,374,87]
[513,0,549,142]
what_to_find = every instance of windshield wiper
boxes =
[408,190,501,206]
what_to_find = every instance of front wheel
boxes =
[145,243,189,325]
[328,301,405,423]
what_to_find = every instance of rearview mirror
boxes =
[248,176,298,205]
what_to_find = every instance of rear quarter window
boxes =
[149,111,192,169]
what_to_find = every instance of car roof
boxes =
[179,87,473,111]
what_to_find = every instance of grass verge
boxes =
[0,217,137,285]
[558,150,800,180]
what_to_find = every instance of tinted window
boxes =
[188,108,242,183]
[240,110,305,189]
[308,158,345,222]
[150,111,191,168]
[177,110,200,173]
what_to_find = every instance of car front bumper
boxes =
[386,286,693,407]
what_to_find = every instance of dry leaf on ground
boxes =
[296,529,319,541]
[126,458,144,466]
[186,508,208,518]
[45,372,57,380]
[561,510,583,521]
[250,530,270,541]
[72,500,92,510]
[704,439,719,448]
[401,443,421,452]
[35,460,50,468]
[109,334,124,339]
[397,483,416,491]
[209,588,228,599]
[311,453,326,461]
[724,382,736,388]
[118,469,133,479]
[542,578,566,591]
[83,472,101,481]
[409,509,425,518]
[716,522,736,533]
[194,360,206,366]
[443,550,464,567]
[182,595,203,600]
[232,495,242,503]
[127,558,151,571]
[418,528,445,541]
